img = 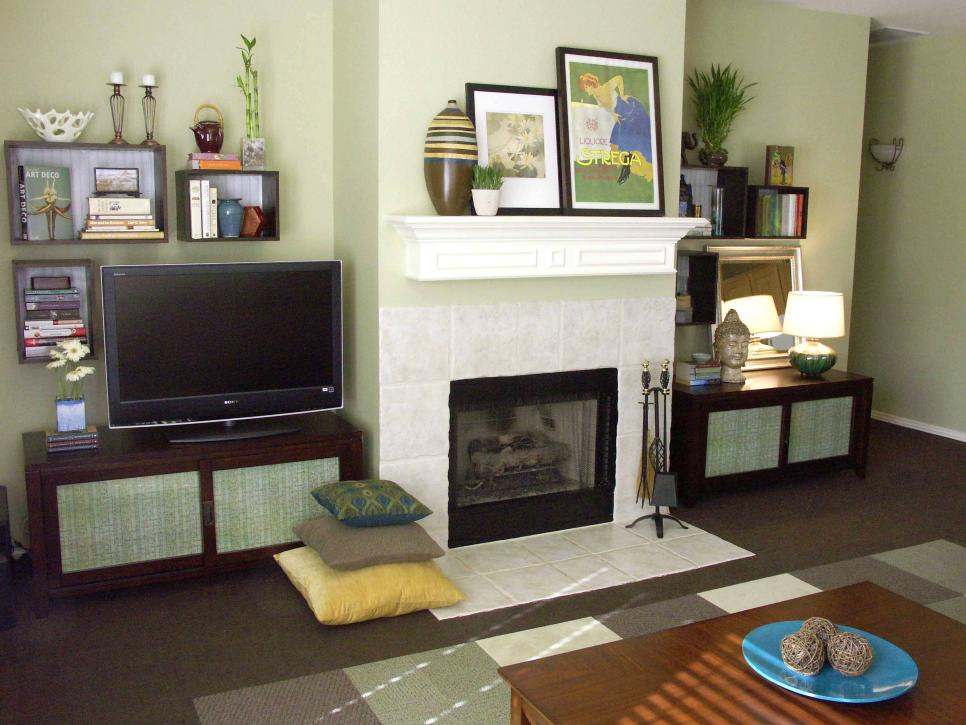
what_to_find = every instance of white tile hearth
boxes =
[560,299,621,371]
[432,521,754,619]
[379,306,450,385]
[379,295,679,537]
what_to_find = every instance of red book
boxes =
[25,327,87,341]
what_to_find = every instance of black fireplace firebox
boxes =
[448,368,617,547]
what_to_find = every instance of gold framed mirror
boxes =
[706,245,804,370]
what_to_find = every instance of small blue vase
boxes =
[218,198,244,238]
[56,398,86,432]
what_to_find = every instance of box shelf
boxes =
[174,170,279,241]
[4,140,168,245]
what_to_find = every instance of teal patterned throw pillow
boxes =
[311,479,432,527]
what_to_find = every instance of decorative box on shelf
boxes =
[386,215,705,281]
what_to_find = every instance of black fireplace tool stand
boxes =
[625,359,688,539]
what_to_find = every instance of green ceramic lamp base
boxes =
[788,339,837,377]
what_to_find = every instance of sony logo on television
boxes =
[223,399,239,405]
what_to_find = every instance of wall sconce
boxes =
[869,137,904,171]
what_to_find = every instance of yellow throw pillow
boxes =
[275,546,464,625]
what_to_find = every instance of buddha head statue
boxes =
[714,309,750,383]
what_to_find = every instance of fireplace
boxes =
[448,368,617,547]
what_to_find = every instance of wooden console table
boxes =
[669,368,873,505]
[23,413,363,617]
[499,582,964,724]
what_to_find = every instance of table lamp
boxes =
[721,295,782,354]
[782,291,845,377]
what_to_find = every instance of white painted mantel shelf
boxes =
[386,215,706,281]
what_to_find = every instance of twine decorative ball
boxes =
[800,616,837,642]
[780,631,825,675]
[827,631,874,676]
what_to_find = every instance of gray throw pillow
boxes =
[292,515,444,570]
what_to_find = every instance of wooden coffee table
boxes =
[498,582,965,724]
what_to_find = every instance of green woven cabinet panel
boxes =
[57,472,202,573]
[788,396,853,463]
[213,457,340,554]
[705,406,783,477]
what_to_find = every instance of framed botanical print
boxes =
[465,84,562,214]
[556,47,665,215]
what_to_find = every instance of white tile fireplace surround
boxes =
[378,296,675,547]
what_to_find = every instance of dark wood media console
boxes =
[23,413,363,617]
[670,368,873,505]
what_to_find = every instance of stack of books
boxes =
[188,179,221,239]
[80,197,163,241]
[755,190,805,237]
[46,426,99,453]
[188,152,241,170]
[23,284,87,359]
[675,360,722,386]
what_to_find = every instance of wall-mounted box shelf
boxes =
[12,259,96,364]
[680,165,748,239]
[745,185,809,239]
[4,140,168,244]
[174,170,279,241]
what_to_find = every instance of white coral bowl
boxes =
[18,108,94,143]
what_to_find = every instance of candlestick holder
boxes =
[140,84,159,146]
[107,83,128,145]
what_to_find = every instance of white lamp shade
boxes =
[721,294,782,338]
[782,291,845,338]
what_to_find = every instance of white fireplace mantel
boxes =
[386,215,707,281]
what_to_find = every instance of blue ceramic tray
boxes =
[742,621,918,703]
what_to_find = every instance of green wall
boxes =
[678,0,870,364]
[851,33,966,434]
[375,0,687,308]
[0,0,334,541]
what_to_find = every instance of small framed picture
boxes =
[556,47,665,215]
[93,167,140,196]
[765,145,794,186]
[465,83,561,214]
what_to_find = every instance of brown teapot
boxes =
[190,103,224,153]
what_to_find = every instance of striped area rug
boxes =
[195,540,966,725]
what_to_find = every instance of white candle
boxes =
[110,71,124,84]
[142,74,155,87]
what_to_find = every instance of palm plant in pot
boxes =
[688,64,756,167]
[471,164,504,216]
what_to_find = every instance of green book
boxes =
[23,165,73,241]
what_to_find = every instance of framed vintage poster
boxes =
[556,47,664,215]
[465,84,561,214]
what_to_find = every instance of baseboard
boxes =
[871,410,966,442]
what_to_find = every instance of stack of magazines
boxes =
[46,426,98,453]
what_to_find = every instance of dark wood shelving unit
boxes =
[681,165,748,239]
[4,140,168,245]
[174,169,279,241]
[11,259,96,364]
[745,184,809,239]
[23,412,363,617]
[675,250,718,326]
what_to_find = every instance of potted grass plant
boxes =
[471,164,503,216]
[688,64,756,167]
[236,34,264,169]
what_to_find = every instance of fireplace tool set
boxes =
[626,359,687,539]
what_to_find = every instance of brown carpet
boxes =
[1,421,964,724]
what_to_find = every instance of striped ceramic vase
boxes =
[423,100,477,215]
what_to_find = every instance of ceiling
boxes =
[771,0,966,37]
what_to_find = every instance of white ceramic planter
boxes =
[471,189,501,216]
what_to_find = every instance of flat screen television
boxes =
[101,261,342,443]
